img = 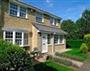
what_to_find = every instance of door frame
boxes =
[41,33,48,53]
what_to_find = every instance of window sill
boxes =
[48,44,52,45]
[55,43,65,45]
[9,14,28,20]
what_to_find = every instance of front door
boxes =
[41,34,48,53]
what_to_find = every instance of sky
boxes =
[21,0,90,21]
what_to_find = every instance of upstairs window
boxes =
[9,3,18,16]
[20,7,27,18]
[36,14,43,23]
[9,3,27,18]
[50,18,57,26]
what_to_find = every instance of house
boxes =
[0,0,67,54]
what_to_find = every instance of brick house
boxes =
[0,0,67,54]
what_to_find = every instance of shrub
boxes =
[66,39,83,48]
[0,40,34,71]
[80,43,88,54]
[84,34,90,51]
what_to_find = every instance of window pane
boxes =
[20,7,26,18]
[15,32,22,45]
[24,33,28,45]
[50,18,53,25]
[36,17,42,23]
[47,34,51,44]
[60,36,63,43]
[10,3,18,16]
[5,31,13,43]
[15,32,22,38]
[5,31,13,38]
[54,35,58,44]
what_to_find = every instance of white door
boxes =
[41,34,48,53]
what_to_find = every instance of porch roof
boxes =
[2,27,31,32]
[33,23,67,35]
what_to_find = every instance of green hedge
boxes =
[67,39,83,48]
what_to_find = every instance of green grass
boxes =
[34,61,74,71]
[63,48,87,61]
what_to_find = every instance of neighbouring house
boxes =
[0,0,67,54]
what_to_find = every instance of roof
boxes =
[33,23,67,35]
[10,0,61,19]
[2,27,31,32]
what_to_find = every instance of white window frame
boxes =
[9,3,28,18]
[36,13,44,23]
[3,31,28,47]
[50,18,57,26]
[54,35,59,44]
[9,3,18,16]
[3,31,13,43]
[54,35,65,45]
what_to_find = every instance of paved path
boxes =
[78,52,90,71]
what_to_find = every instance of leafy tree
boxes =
[0,40,35,71]
[75,18,86,39]
[82,9,90,33]
[75,9,90,39]
[61,19,75,39]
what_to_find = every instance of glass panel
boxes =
[36,16,42,23]
[15,32,22,45]
[47,34,51,44]
[24,33,28,45]
[54,35,58,44]
[60,36,63,43]
[5,31,13,43]
[10,3,18,16]
[20,7,26,18]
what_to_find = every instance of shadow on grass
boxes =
[34,63,57,71]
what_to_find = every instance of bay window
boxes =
[5,31,13,43]
[15,32,22,45]
[4,31,28,46]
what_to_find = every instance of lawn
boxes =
[62,48,87,61]
[62,39,87,61]
[34,61,74,71]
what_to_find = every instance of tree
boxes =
[61,19,75,39]
[75,10,90,39]
[0,40,35,71]
[82,10,90,33]
[75,18,86,39]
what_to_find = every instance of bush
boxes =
[0,40,34,71]
[66,39,83,48]
[80,43,88,54]
[84,34,90,51]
